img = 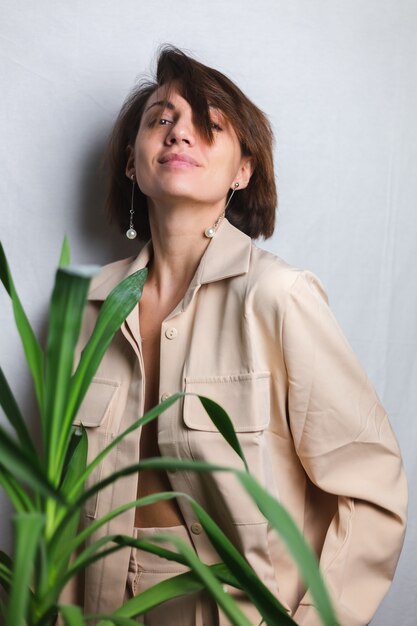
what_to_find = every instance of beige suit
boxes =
[72,218,407,625]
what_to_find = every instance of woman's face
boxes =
[127,83,252,210]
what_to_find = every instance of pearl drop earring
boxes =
[204,182,239,239]
[126,174,137,240]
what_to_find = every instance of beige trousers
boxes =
[124,526,218,626]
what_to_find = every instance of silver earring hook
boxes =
[224,182,239,212]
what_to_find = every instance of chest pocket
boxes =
[183,371,270,432]
[73,377,119,429]
[73,377,120,518]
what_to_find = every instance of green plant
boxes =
[0,240,338,626]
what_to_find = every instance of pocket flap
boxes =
[183,372,270,432]
[73,378,120,427]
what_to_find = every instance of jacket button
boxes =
[160,392,171,402]
[165,327,178,340]
[190,522,203,535]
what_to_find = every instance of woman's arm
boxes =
[282,271,407,626]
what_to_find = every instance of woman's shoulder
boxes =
[247,243,328,306]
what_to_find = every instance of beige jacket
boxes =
[72,218,407,625]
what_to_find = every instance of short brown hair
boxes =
[105,45,277,240]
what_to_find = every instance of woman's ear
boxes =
[234,156,254,190]
[125,145,135,178]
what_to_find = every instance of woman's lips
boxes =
[158,153,200,167]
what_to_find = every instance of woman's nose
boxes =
[165,118,196,146]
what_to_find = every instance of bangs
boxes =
[155,51,242,147]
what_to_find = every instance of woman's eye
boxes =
[147,117,173,128]
[210,121,223,131]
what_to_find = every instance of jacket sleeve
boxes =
[281,271,407,626]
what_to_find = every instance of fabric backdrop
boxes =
[0,2,416,624]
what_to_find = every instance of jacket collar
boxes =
[88,218,252,302]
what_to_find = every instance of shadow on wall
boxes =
[75,132,145,265]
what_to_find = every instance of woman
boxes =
[71,46,407,625]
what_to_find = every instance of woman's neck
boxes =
[146,199,224,300]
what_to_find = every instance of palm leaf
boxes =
[0,464,34,512]
[5,513,44,626]
[0,366,37,456]
[41,434,88,601]
[59,236,71,268]
[44,266,97,482]
[0,551,12,594]
[59,604,88,626]
[46,431,87,575]
[197,395,248,471]
[0,423,58,499]
[94,617,145,626]
[61,430,88,498]
[0,242,44,412]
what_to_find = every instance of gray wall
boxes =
[1,2,416,624]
